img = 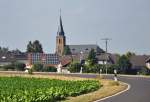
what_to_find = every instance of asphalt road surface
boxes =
[62,73,150,102]
[97,75,150,102]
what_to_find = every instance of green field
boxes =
[0,77,100,102]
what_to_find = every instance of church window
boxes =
[59,39,61,44]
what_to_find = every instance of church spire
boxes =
[57,10,65,36]
[56,10,66,56]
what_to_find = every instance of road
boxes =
[65,74,150,102]
[97,75,150,102]
[61,73,150,102]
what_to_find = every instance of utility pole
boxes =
[101,38,111,74]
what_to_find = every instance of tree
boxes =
[87,49,97,65]
[138,67,150,75]
[68,62,81,73]
[117,55,132,74]
[107,64,119,74]
[27,41,34,53]
[63,45,71,55]
[0,47,9,53]
[125,51,136,58]
[26,40,43,53]
[83,64,102,73]
[32,63,44,72]
[33,40,43,53]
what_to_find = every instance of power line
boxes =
[101,38,112,74]
[101,38,111,53]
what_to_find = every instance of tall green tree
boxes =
[63,45,71,55]
[125,51,136,58]
[26,40,43,53]
[27,41,34,52]
[33,40,43,53]
[117,55,132,74]
[87,49,97,65]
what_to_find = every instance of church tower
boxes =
[56,14,66,56]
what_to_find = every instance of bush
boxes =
[14,62,26,71]
[3,64,15,70]
[43,66,57,72]
[81,64,119,74]
[28,68,33,75]
[107,64,119,74]
[68,62,81,73]
[32,63,44,72]
[82,64,102,73]
[0,62,26,71]
[138,67,150,75]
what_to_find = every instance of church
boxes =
[56,14,104,56]
[26,14,106,68]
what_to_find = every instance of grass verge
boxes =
[63,79,127,102]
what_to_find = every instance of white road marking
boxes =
[94,82,131,102]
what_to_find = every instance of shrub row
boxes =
[0,77,100,102]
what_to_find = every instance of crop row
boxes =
[0,77,100,102]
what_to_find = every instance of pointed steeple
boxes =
[56,10,66,56]
[57,10,65,36]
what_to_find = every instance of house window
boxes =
[85,48,88,51]
[72,48,75,51]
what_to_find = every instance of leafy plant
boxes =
[32,63,44,72]
[0,77,100,102]
[28,68,33,75]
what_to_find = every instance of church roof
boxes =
[57,15,65,36]
[68,44,104,54]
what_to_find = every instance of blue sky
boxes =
[0,0,150,54]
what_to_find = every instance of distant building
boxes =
[27,53,59,67]
[0,52,28,66]
[68,45,104,55]
[96,53,114,65]
[55,14,104,56]
[14,53,28,64]
[56,15,66,56]
[146,57,150,69]
[129,55,150,71]
[0,53,15,66]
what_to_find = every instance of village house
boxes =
[0,52,28,67]
[146,57,150,69]
[27,53,59,68]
